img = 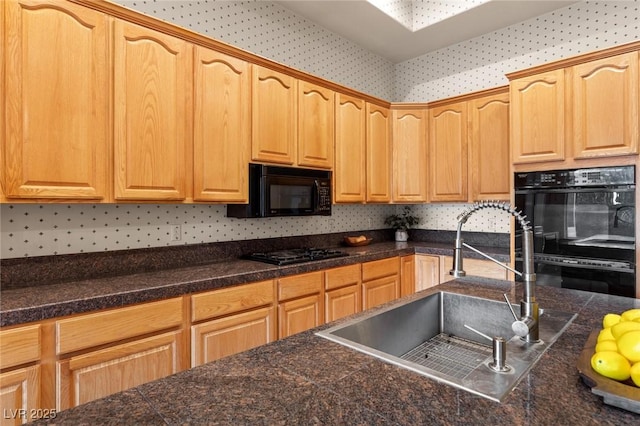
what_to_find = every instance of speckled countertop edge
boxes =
[30,278,640,425]
[0,241,508,327]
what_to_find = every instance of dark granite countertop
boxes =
[1,241,508,327]
[33,278,640,425]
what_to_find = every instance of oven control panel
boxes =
[515,166,635,189]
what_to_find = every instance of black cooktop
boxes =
[246,248,349,265]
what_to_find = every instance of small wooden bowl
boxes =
[343,237,373,247]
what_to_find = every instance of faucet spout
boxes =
[450,201,539,343]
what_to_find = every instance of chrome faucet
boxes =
[450,201,539,343]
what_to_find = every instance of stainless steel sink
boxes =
[316,291,576,402]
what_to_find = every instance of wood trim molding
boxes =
[425,85,509,109]
[506,40,640,80]
[69,0,391,107]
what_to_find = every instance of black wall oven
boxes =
[514,166,636,297]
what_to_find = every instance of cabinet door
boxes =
[362,275,400,310]
[4,0,109,200]
[278,295,323,339]
[415,255,440,292]
[440,256,507,281]
[400,255,416,296]
[325,264,361,322]
[392,109,428,203]
[57,331,183,410]
[298,81,334,169]
[429,102,468,201]
[366,103,392,202]
[0,366,41,424]
[252,66,297,165]
[191,307,275,367]
[469,92,510,201]
[572,52,639,158]
[113,20,192,201]
[510,69,565,164]
[193,47,250,202]
[334,93,366,203]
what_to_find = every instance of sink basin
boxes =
[316,291,576,402]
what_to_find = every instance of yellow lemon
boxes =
[617,330,640,363]
[631,362,640,387]
[621,309,640,322]
[595,340,618,353]
[591,351,631,381]
[598,327,615,342]
[611,321,640,339]
[603,313,622,328]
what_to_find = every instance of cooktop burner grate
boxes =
[246,248,349,265]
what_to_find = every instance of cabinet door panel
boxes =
[366,104,391,202]
[334,94,366,202]
[252,66,297,165]
[429,102,467,201]
[362,276,399,310]
[57,331,183,410]
[469,93,510,201]
[325,284,361,322]
[572,52,639,158]
[191,307,275,367]
[415,255,440,292]
[114,20,191,200]
[5,0,109,200]
[0,366,41,424]
[278,295,322,339]
[0,324,40,370]
[400,255,416,297]
[511,70,565,164]
[298,82,334,169]
[393,109,428,202]
[194,47,250,202]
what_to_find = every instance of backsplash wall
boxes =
[3,1,639,259]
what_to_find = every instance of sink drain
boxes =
[400,333,492,380]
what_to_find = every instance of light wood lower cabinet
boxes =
[325,264,362,322]
[362,257,400,310]
[400,255,416,296]
[278,271,324,339]
[440,256,508,282]
[415,254,441,292]
[54,297,186,411]
[0,324,42,425]
[56,331,183,410]
[190,280,276,367]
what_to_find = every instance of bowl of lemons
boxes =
[578,308,640,413]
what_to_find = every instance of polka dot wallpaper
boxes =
[2,1,638,259]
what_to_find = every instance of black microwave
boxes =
[227,163,332,218]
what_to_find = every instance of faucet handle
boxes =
[502,293,519,321]
[503,293,533,338]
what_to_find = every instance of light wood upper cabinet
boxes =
[298,82,335,169]
[193,47,250,202]
[113,20,192,201]
[468,92,510,201]
[366,103,392,203]
[428,101,468,202]
[334,94,366,203]
[571,52,639,158]
[4,0,110,200]
[510,69,565,164]
[252,66,297,165]
[392,108,428,203]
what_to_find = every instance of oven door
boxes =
[515,186,635,296]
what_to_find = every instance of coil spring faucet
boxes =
[450,201,539,343]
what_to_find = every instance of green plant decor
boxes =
[384,206,421,231]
